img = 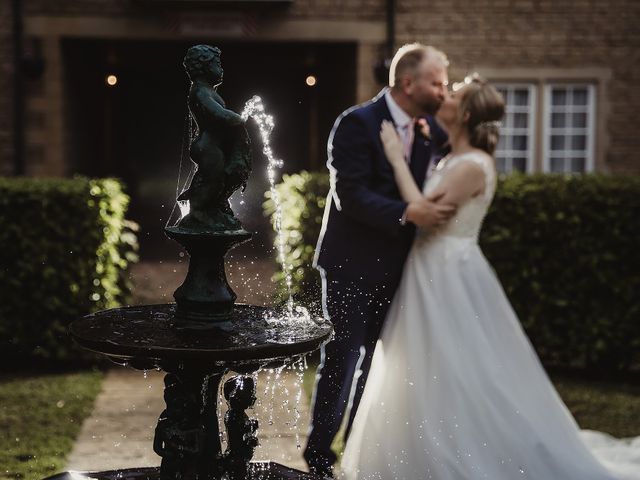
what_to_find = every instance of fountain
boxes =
[47,45,333,480]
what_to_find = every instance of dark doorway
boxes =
[63,39,357,260]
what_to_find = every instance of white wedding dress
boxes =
[341,152,640,480]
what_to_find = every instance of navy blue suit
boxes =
[305,89,448,471]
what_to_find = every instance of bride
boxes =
[340,75,639,479]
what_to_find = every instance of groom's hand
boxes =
[405,195,456,228]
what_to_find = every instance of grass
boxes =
[303,362,640,460]
[550,371,640,438]
[0,370,104,480]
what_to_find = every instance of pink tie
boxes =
[404,119,416,163]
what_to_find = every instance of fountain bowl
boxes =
[45,462,327,480]
[70,303,333,372]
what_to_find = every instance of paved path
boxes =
[66,368,164,470]
[66,367,312,472]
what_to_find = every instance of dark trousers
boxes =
[304,273,395,470]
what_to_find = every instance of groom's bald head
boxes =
[389,43,449,116]
[389,43,449,89]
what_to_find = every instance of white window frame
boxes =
[493,83,537,174]
[543,83,596,173]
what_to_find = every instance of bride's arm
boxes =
[380,121,457,228]
[379,121,424,203]
[427,159,487,207]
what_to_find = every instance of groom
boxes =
[305,44,453,476]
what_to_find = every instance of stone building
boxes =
[1,1,638,254]
[2,0,639,178]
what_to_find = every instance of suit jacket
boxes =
[314,89,449,288]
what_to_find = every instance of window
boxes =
[494,84,536,174]
[489,79,598,174]
[543,84,596,173]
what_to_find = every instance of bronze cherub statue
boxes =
[165,45,254,321]
[223,375,259,480]
[177,45,251,232]
[153,373,205,480]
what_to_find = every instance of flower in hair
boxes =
[478,120,502,129]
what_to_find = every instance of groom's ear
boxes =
[399,74,414,95]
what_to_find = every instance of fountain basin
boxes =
[45,462,327,480]
[70,303,332,370]
[67,303,334,480]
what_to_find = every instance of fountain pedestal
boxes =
[153,369,224,480]
[164,227,251,324]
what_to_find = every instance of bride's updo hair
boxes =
[458,74,505,155]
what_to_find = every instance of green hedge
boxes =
[264,171,330,310]
[0,177,139,364]
[264,172,640,372]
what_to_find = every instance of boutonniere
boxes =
[417,118,431,140]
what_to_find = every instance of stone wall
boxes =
[0,0,638,175]
[396,0,640,172]
[0,0,386,176]
[20,0,383,19]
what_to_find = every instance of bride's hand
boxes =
[380,120,405,167]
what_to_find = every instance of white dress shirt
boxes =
[384,89,415,163]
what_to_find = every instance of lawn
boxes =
[0,370,104,480]
[551,371,640,439]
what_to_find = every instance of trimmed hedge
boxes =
[264,171,640,372]
[0,177,139,364]
[263,171,330,309]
